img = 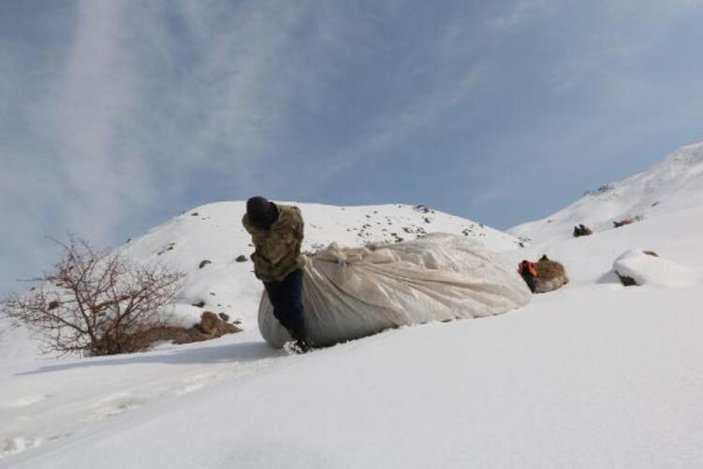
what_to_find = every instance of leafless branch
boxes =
[1,235,184,356]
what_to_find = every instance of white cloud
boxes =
[0,0,316,292]
[176,1,304,158]
[39,2,153,239]
[486,0,549,32]
[133,0,317,192]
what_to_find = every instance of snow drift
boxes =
[259,234,532,348]
[613,249,699,288]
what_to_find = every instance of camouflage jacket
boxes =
[242,204,305,282]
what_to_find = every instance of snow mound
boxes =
[613,249,699,288]
[259,234,531,348]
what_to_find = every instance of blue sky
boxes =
[2,0,703,292]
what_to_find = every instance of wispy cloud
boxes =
[171,1,310,164]
[2,0,703,290]
[36,1,151,240]
[0,0,316,291]
[486,0,549,32]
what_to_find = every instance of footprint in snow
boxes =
[1,436,43,459]
[92,393,144,418]
[172,373,221,396]
[1,394,49,409]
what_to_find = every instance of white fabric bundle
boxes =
[258,233,531,348]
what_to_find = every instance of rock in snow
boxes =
[613,249,699,288]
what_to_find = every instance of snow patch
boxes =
[1,436,43,459]
[1,394,48,409]
[613,249,699,288]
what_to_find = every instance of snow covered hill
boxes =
[0,202,521,363]
[509,141,703,243]
[2,147,703,468]
[119,201,522,330]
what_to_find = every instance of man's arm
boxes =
[293,207,304,242]
[242,213,255,235]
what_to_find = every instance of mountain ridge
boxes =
[509,141,703,243]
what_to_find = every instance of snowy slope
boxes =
[0,202,521,363]
[509,141,703,243]
[3,206,703,467]
[2,150,703,468]
[118,201,522,330]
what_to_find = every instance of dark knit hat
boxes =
[246,196,278,229]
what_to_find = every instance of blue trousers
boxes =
[263,269,305,338]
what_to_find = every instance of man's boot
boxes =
[289,325,311,354]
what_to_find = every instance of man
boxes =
[242,196,310,352]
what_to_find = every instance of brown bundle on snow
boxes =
[573,224,593,237]
[518,255,569,293]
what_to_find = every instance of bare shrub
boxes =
[1,236,184,356]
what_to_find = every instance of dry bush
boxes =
[1,236,184,356]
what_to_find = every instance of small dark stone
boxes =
[617,273,638,287]
[573,224,593,237]
[199,259,212,269]
[191,212,199,216]
[192,300,206,308]
[613,219,633,228]
[218,313,230,322]
[156,242,176,256]
[235,255,248,262]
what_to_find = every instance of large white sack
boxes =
[258,233,531,348]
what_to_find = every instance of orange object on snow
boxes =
[518,260,538,277]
